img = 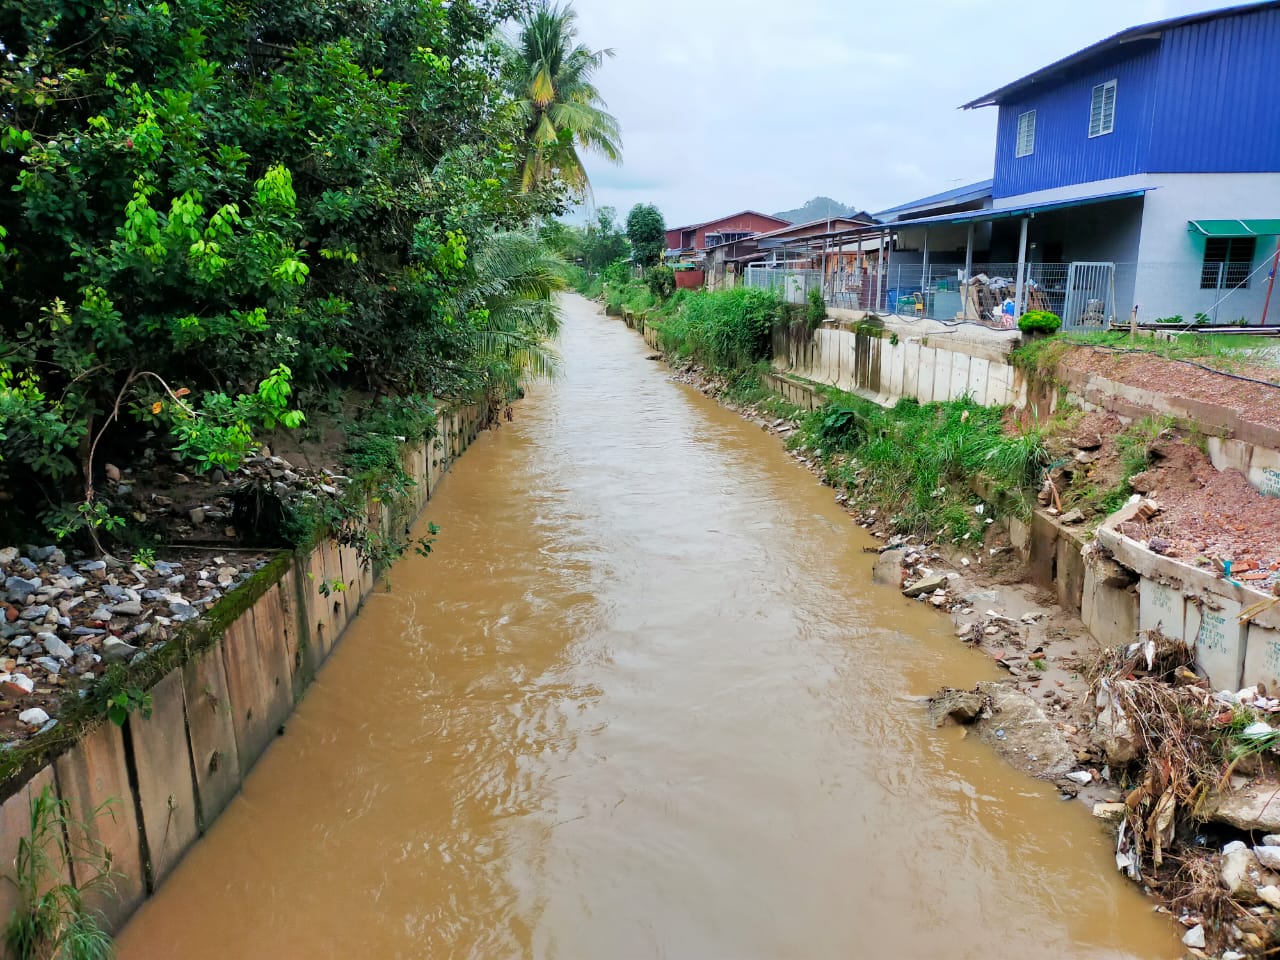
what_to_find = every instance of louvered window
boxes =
[1015,110,1035,158]
[1089,80,1116,137]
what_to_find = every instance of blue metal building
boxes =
[883,1,1280,327]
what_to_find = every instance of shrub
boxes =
[647,265,676,301]
[806,287,827,327]
[656,287,784,370]
[1017,310,1062,335]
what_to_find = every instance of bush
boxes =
[807,287,827,327]
[647,265,676,301]
[654,287,784,369]
[801,394,1047,537]
[1018,310,1062,335]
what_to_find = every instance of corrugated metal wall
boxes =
[1148,7,1280,173]
[992,45,1159,198]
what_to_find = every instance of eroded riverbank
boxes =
[117,294,1176,959]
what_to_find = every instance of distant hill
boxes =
[772,197,859,224]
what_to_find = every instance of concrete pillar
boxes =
[963,222,974,283]
[921,229,930,311]
[1014,216,1029,316]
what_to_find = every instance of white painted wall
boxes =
[1134,173,1280,325]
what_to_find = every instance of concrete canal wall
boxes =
[0,405,486,945]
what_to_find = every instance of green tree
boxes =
[0,0,587,547]
[625,203,666,268]
[581,207,629,272]
[504,1,622,195]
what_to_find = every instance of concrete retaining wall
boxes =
[773,324,1026,409]
[1098,502,1280,692]
[0,404,486,948]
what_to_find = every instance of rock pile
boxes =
[0,545,268,746]
[99,449,351,543]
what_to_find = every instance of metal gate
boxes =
[1061,261,1115,329]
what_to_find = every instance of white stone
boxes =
[1222,844,1261,898]
[1256,885,1280,910]
[1066,770,1093,785]
[18,707,49,727]
[0,672,34,696]
[1181,924,1205,949]
[1255,845,1280,871]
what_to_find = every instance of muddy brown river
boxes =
[118,295,1176,959]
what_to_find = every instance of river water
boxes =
[118,295,1175,959]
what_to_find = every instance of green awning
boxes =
[1188,219,1280,237]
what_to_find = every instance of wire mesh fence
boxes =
[823,259,1277,329]
[743,266,824,304]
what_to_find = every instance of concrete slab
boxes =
[948,350,970,402]
[0,766,61,926]
[322,539,349,640]
[127,670,198,888]
[1139,578,1188,644]
[902,340,920,400]
[182,639,241,828]
[1055,533,1086,613]
[1081,558,1139,649]
[53,722,145,930]
[1250,444,1280,498]
[248,586,296,740]
[1243,624,1280,693]
[1187,596,1248,691]
[300,543,333,663]
[220,603,281,777]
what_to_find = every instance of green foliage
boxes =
[625,203,666,268]
[503,1,621,195]
[3,787,117,960]
[806,287,827,328]
[800,393,1047,538]
[647,265,676,300]
[1018,310,1062,335]
[653,288,785,370]
[605,278,653,315]
[105,687,153,728]
[0,0,584,546]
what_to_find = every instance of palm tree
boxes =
[504,2,622,195]
[456,230,566,417]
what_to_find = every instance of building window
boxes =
[1200,237,1257,289]
[1015,110,1036,157]
[1088,80,1116,138]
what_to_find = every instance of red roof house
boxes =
[665,210,792,254]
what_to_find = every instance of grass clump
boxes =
[3,786,117,960]
[798,392,1047,538]
[652,287,785,370]
[604,278,654,315]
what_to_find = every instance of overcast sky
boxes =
[565,0,1231,227]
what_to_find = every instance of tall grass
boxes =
[805,393,1047,538]
[654,287,785,370]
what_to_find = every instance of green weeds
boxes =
[798,392,1047,539]
[3,787,117,960]
[652,288,785,370]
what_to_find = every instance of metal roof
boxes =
[874,180,994,220]
[1188,218,1280,237]
[890,188,1150,229]
[961,1,1280,109]
[666,210,793,233]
